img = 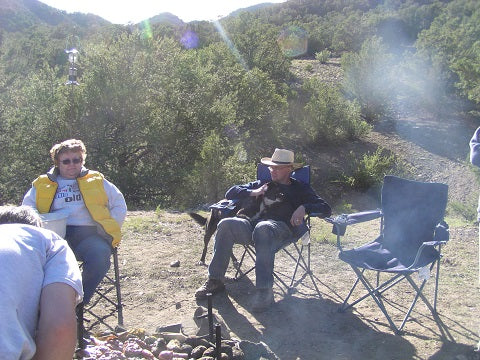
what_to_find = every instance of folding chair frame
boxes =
[233,214,321,297]
[77,247,124,348]
[340,254,443,334]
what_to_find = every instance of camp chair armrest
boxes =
[327,209,383,225]
[421,240,447,247]
[407,240,446,270]
[309,211,330,218]
[326,210,382,234]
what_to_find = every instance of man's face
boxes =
[269,165,293,184]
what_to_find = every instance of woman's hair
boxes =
[0,205,41,227]
[50,139,87,166]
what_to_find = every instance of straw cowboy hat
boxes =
[260,148,303,169]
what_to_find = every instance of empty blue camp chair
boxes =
[326,175,449,334]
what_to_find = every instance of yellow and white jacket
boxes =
[22,167,127,247]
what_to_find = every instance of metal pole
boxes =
[76,302,85,349]
[207,293,214,343]
[215,323,222,359]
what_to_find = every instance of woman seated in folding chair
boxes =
[195,148,331,312]
[22,139,127,305]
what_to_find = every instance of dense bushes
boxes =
[0,28,289,207]
[0,0,477,208]
[300,79,370,144]
[416,0,480,107]
[341,36,396,122]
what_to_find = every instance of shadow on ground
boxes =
[208,288,416,360]
[195,268,478,360]
[373,102,479,162]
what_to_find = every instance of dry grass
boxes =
[86,210,480,360]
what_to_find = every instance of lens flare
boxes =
[277,25,308,58]
[213,20,249,71]
[180,30,199,49]
[140,20,153,40]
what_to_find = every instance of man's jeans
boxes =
[66,225,112,303]
[208,217,294,289]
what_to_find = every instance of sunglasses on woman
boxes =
[60,158,82,165]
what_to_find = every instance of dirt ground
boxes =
[89,210,479,360]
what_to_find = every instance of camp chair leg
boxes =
[234,247,249,280]
[273,271,292,294]
[433,246,442,313]
[398,274,432,332]
[288,243,303,287]
[285,242,321,297]
[76,302,86,349]
[343,265,440,334]
[351,266,400,333]
[80,248,124,333]
[113,249,124,326]
[339,272,362,312]
[234,245,256,281]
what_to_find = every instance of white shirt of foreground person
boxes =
[0,224,83,360]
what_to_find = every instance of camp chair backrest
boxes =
[257,163,310,184]
[381,176,448,254]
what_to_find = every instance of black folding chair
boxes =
[77,247,124,348]
[234,163,321,296]
[326,175,449,334]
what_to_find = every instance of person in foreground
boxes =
[0,205,83,360]
[469,127,480,285]
[195,148,332,312]
[22,139,127,304]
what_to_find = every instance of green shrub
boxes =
[447,201,477,224]
[315,50,331,63]
[341,36,396,122]
[305,63,313,72]
[301,79,371,144]
[184,134,256,206]
[343,147,397,191]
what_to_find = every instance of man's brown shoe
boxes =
[251,288,274,312]
[195,279,225,299]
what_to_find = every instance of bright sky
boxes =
[38,0,287,24]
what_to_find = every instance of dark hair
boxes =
[0,205,41,226]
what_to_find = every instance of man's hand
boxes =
[250,184,268,197]
[290,205,306,227]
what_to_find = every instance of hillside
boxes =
[0,0,110,32]
[290,58,480,212]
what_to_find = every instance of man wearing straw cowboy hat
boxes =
[195,148,331,312]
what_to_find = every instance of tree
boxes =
[222,13,292,89]
[300,79,369,144]
[341,36,396,121]
[416,0,480,106]
[0,65,72,204]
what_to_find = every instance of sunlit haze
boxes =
[38,0,287,24]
